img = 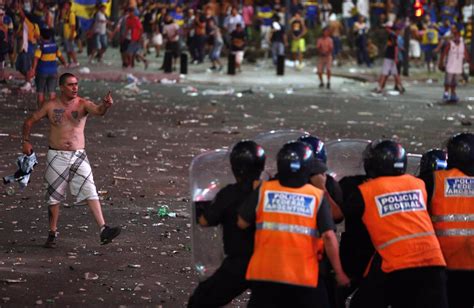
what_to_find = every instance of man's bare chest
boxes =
[49,105,87,127]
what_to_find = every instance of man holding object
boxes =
[22,72,121,248]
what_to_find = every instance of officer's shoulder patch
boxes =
[444,177,474,197]
[263,190,316,217]
[375,189,425,217]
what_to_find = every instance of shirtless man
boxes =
[22,73,121,248]
[316,27,334,89]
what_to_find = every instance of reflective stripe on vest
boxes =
[246,180,323,287]
[256,222,318,237]
[359,174,445,273]
[435,229,474,236]
[431,168,474,270]
[431,214,474,223]
[377,231,435,250]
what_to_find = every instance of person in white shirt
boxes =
[89,5,109,63]
[342,0,355,33]
[223,7,244,47]
[439,26,471,103]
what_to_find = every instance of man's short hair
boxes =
[41,29,53,40]
[59,73,76,86]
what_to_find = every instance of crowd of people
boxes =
[190,132,474,308]
[0,0,472,87]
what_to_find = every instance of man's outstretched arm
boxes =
[84,91,113,116]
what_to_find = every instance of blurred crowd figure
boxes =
[0,0,473,87]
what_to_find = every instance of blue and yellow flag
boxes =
[71,0,111,31]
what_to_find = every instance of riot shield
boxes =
[326,139,422,180]
[254,129,308,179]
[190,149,233,279]
[325,139,371,181]
[190,131,307,280]
[407,153,422,176]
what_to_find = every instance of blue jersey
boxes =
[258,6,273,26]
[34,42,61,75]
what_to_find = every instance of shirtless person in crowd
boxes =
[22,73,121,248]
[316,27,334,89]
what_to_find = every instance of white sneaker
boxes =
[20,82,32,91]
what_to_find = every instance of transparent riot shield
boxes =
[190,149,233,280]
[190,130,307,280]
[325,139,371,181]
[326,139,422,180]
[254,130,308,179]
[407,153,422,176]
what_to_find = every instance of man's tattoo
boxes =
[71,111,79,119]
[53,109,65,124]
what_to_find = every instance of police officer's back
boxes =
[342,140,448,308]
[421,133,474,308]
[238,141,350,308]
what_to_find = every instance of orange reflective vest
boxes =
[246,180,324,287]
[431,168,474,270]
[359,174,445,273]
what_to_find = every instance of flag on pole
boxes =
[71,0,111,32]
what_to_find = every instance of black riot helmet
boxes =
[446,133,474,171]
[230,140,266,183]
[297,135,328,163]
[363,139,407,178]
[419,148,448,177]
[277,141,315,187]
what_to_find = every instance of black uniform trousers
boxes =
[447,270,474,308]
[187,255,250,308]
[247,280,329,308]
[386,266,448,308]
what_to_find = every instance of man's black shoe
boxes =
[43,231,58,248]
[100,226,121,245]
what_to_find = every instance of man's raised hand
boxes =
[102,90,113,108]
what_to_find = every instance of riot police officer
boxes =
[237,141,350,308]
[188,140,266,308]
[342,139,448,308]
[298,135,344,223]
[418,148,448,178]
[298,134,345,308]
[422,133,474,308]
